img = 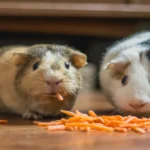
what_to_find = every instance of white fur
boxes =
[43,51,62,80]
[99,32,150,114]
[109,31,150,52]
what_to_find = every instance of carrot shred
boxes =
[60,110,75,117]
[33,121,61,126]
[56,93,63,101]
[114,127,127,132]
[34,110,150,134]
[132,127,146,134]
[88,110,97,117]
[125,116,137,123]
[47,125,66,131]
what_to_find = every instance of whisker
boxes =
[111,108,120,115]
[0,61,14,66]
[62,85,77,95]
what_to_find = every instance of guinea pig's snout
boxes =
[45,79,63,86]
[129,103,147,109]
[45,79,63,94]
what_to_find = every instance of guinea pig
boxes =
[0,44,87,119]
[99,31,150,116]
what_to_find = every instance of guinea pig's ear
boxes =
[70,51,87,69]
[12,53,30,66]
[104,60,130,78]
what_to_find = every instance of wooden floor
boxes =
[0,91,150,150]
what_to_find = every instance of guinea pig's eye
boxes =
[146,50,150,60]
[121,75,128,86]
[65,62,70,69]
[33,62,39,71]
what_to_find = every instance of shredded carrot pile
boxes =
[33,110,150,134]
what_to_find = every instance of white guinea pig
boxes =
[0,44,87,119]
[99,31,150,116]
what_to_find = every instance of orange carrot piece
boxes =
[90,124,114,132]
[132,128,146,134]
[65,123,113,132]
[93,117,105,123]
[60,110,75,117]
[88,110,97,117]
[114,127,127,132]
[33,121,61,126]
[56,93,63,101]
[125,117,137,123]
[119,124,138,128]
[47,125,66,131]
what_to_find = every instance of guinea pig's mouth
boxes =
[44,92,64,101]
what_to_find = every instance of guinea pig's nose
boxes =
[45,79,63,86]
[129,103,147,109]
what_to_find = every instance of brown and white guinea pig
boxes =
[99,31,150,116]
[0,44,87,119]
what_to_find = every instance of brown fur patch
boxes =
[71,53,87,69]
[108,62,130,79]
[12,53,30,66]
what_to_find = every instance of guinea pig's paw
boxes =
[23,111,43,120]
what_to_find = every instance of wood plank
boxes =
[0,2,150,18]
[130,0,150,4]
[0,92,148,150]
[0,91,149,150]
[0,17,138,37]
[0,121,150,150]
[0,0,126,3]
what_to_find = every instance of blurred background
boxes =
[0,0,150,112]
